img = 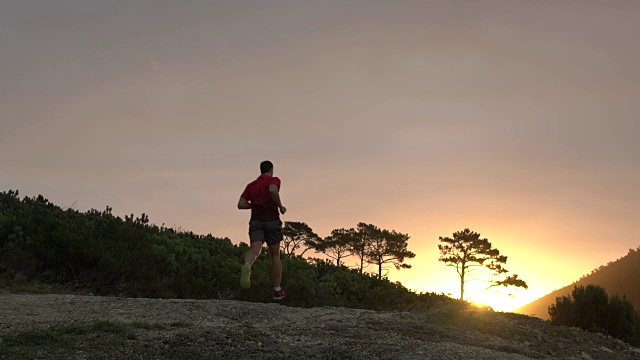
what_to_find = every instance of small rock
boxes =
[599,346,613,353]
[523,341,530,346]
[581,352,593,360]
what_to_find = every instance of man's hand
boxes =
[279,205,287,215]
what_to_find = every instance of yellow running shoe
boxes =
[240,264,251,289]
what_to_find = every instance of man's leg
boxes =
[244,241,263,266]
[264,220,286,299]
[241,221,264,289]
[267,244,282,288]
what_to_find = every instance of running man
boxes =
[237,160,288,300]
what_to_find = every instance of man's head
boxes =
[260,160,274,175]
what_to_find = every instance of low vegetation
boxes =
[549,284,640,345]
[0,190,454,311]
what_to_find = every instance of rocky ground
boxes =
[1,292,639,359]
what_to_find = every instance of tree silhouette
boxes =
[347,224,369,274]
[438,228,527,301]
[281,221,320,257]
[312,228,354,267]
[362,224,415,279]
[348,223,374,274]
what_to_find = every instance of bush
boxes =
[0,190,460,312]
[549,284,638,344]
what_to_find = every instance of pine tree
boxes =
[438,228,527,301]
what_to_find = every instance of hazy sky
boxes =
[2,0,639,310]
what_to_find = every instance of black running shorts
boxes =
[249,220,283,246]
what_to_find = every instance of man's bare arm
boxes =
[237,196,252,210]
[269,184,287,214]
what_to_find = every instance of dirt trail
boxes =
[1,293,639,359]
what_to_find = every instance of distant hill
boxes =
[516,246,640,319]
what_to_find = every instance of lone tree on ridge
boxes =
[438,228,528,301]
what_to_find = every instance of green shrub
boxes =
[549,284,638,344]
[0,190,459,312]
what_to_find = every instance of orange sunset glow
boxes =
[2,1,639,313]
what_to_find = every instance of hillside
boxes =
[517,247,640,319]
[1,292,640,359]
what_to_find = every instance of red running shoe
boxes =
[273,289,287,300]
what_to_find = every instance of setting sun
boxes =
[468,289,523,312]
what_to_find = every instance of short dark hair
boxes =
[260,160,273,174]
